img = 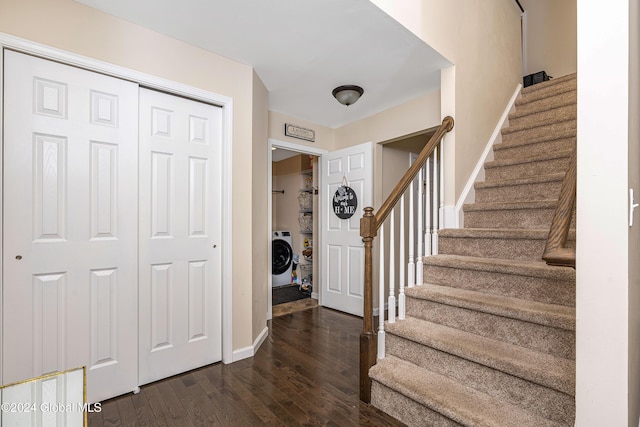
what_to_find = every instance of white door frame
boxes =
[0,33,235,372]
[267,138,327,320]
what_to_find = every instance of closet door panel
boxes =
[138,88,222,385]
[2,50,139,403]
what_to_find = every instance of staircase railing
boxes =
[359,116,454,402]
[542,147,576,268]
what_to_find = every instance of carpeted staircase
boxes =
[369,74,577,426]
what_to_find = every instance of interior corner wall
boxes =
[0,0,256,354]
[576,0,631,424]
[252,71,269,345]
[520,0,577,78]
[371,0,522,207]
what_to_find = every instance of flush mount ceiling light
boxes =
[332,85,364,106]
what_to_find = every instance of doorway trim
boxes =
[267,138,327,320]
[0,33,235,370]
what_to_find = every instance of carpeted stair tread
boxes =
[473,173,566,203]
[384,318,575,395]
[475,173,565,190]
[406,283,575,331]
[496,132,575,151]
[422,254,575,307]
[501,118,575,140]
[440,227,575,241]
[463,200,574,229]
[370,355,567,427]
[510,90,576,120]
[423,254,575,281]
[484,159,572,183]
[484,149,573,170]
[519,74,577,100]
[493,136,575,162]
[464,199,558,212]
[507,104,576,131]
[516,89,576,108]
[493,139,576,164]
[438,228,575,261]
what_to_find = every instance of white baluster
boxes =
[425,157,432,257]
[398,194,406,320]
[439,138,445,232]
[432,146,440,255]
[378,223,385,359]
[388,209,396,324]
[408,176,415,288]
[416,169,424,287]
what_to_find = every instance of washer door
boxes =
[272,239,293,275]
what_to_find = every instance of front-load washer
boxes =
[272,231,293,287]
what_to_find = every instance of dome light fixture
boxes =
[332,85,364,106]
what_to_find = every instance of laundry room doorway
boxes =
[268,140,326,320]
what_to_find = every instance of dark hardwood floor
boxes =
[89,307,405,426]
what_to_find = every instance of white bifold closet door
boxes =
[3,50,223,403]
[138,88,222,386]
[2,50,139,403]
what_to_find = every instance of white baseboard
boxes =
[232,345,253,362]
[232,326,269,362]
[454,83,522,228]
[253,325,269,353]
[311,292,318,299]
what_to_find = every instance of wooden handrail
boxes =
[374,116,454,230]
[542,147,576,268]
[359,116,454,403]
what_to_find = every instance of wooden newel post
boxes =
[360,206,377,403]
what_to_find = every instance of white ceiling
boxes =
[272,148,300,163]
[76,0,450,129]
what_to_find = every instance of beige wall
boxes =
[0,0,256,353]
[521,0,577,78]
[371,0,522,206]
[268,110,335,151]
[251,71,269,344]
[273,162,305,255]
[335,90,441,149]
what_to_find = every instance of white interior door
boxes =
[138,88,222,385]
[2,50,139,403]
[320,142,373,316]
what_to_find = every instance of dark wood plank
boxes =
[130,391,157,427]
[89,307,405,427]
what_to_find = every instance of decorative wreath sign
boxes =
[333,181,358,219]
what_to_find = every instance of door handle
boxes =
[15,255,22,260]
